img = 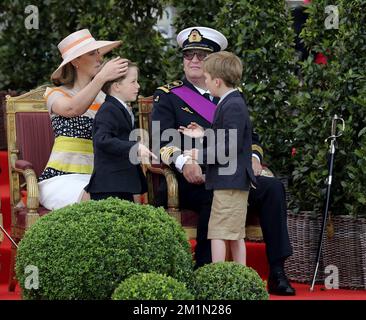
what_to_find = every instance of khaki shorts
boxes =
[208,189,249,240]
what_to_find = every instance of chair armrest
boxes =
[12,160,39,213]
[145,163,180,219]
[146,163,165,175]
[14,159,34,171]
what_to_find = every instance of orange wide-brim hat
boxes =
[51,29,121,80]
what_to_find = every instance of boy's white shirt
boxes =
[111,95,135,126]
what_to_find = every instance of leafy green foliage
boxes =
[194,262,269,300]
[0,0,167,95]
[166,0,220,31]
[291,0,366,216]
[215,0,299,175]
[16,198,194,299]
[112,272,194,300]
[78,0,167,95]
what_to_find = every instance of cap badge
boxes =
[188,29,202,43]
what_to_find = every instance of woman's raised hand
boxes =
[97,57,128,83]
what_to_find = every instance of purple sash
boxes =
[171,86,216,123]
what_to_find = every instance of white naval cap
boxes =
[176,26,228,52]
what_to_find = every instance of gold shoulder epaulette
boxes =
[157,80,183,93]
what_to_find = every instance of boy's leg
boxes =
[229,190,249,265]
[230,239,246,265]
[80,191,90,202]
[211,239,226,262]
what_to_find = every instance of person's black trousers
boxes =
[178,177,213,268]
[156,175,212,268]
[248,176,293,266]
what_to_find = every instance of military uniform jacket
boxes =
[151,78,264,173]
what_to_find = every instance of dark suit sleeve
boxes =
[151,90,183,167]
[93,103,136,157]
[203,101,248,164]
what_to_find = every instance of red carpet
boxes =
[1,150,365,300]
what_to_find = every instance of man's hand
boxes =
[182,161,205,184]
[178,122,204,138]
[183,148,199,161]
[252,156,263,176]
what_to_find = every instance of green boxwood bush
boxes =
[194,262,269,300]
[112,272,194,300]
[15,198,194,300]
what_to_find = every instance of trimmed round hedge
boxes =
[16,198,194,299]
[112,272,194,300]
[194,262,269,300]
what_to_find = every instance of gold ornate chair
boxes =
[6,85,54,290]
[138,97,198,240]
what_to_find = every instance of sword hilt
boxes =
[325,114,345,142]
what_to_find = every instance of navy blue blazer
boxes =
[203,90,256,191]
[85,95,147,194]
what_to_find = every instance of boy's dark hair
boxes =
[101,60,138,95]
[203,51,243,87]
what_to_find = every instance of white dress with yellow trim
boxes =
[38,86,105,210]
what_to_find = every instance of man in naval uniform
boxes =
[151,26,295,296]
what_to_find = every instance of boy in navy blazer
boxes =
[86,61,156,201]
[179,51,256,265]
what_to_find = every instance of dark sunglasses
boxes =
[183,50,209,61]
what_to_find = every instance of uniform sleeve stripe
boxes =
[160,146,181,165]
[252,145,263,157]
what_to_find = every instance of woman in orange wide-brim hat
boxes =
[38,29,128,210]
